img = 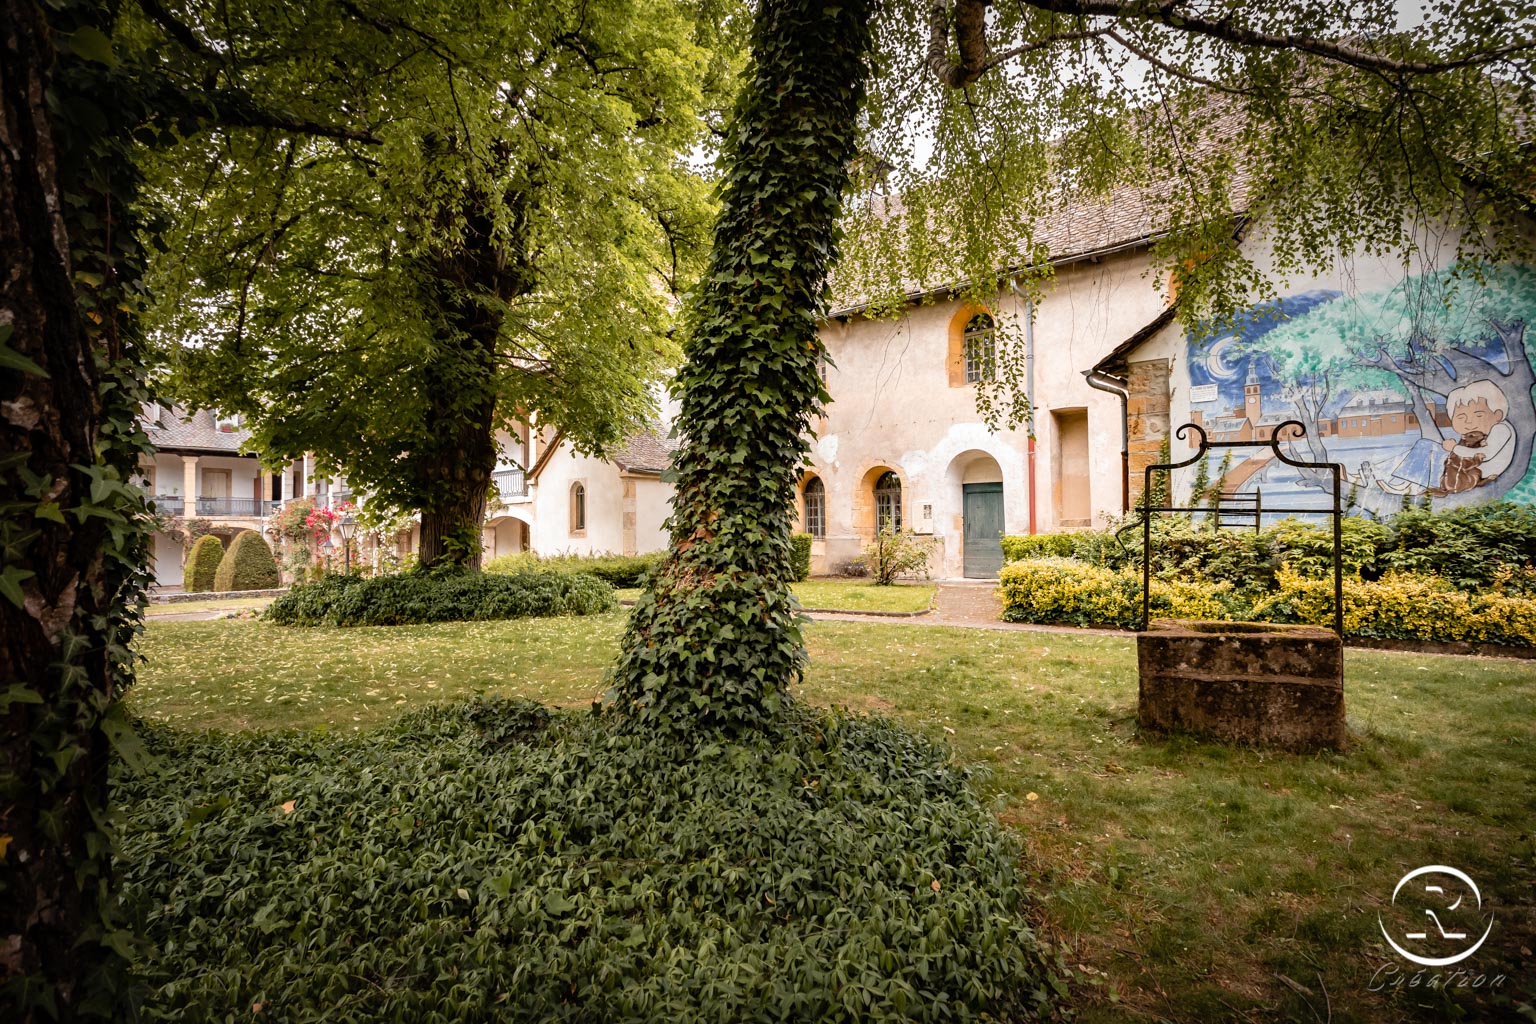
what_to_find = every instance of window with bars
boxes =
[874,471,902,533]
[963,313,996,384]
[803,476,825,538]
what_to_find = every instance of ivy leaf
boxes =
[0,566,35,607]
[68,26,118,67]
[0,342,49,379]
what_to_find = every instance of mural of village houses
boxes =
[1185,262,1536,519]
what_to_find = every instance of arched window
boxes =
[570,482,586,533]
[803,476,826,538]
[874,471,902,533]
[963,313,996,384]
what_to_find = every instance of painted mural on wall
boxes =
[1186,262,1536,518]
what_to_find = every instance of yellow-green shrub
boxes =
[1000,558,1536,647]
[998,558,1231,629]
[184,534,225,593]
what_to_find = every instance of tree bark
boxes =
[607,0,873,732]
[1,1,147,1017]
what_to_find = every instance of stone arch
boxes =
[853,463,906,540]
[797,471,826,538]
[945,450,1006,578]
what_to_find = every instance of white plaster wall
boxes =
[531,451,627,555]
[150,531,184,587]
[813,248,1167,576]
[633,477,674,553]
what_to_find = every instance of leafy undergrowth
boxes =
[116,699,1064,1023]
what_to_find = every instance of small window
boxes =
[963,314,995,384]
[817,351,829,385]
[570,482,586,533]
[803,476,825,538]
[874,471,902,533]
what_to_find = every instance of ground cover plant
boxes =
[116,699,1059,1023]
[263,569,614,627]
[130,614,1536,1022]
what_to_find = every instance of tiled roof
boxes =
[611,426,678,474]
[141,404,255,455]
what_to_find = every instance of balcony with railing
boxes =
[493,468,528,501]
[195,497,278,517]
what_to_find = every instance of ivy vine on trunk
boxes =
[606,0,873,733]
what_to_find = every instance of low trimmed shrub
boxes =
[117,701,1062,1022]
[998,557,1233,629]
[789,532,813,581]
[857,529,933,585]
[1001,502,1536,597]
[484,550,664,589]
[213,529,280,591]
[264,569,616,627]
[184,534,225,593]
[998,557,1536,646]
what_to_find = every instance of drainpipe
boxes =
[1008,281,1037,534]
[1083,369,1130,513]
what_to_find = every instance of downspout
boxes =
[1083,369,1130,513]
[1008,281,1037,534]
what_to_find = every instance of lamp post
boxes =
[339,514,356,574]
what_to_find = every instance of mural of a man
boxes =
[1440,380,1517,493]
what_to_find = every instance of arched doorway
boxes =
[948,451,1004,578]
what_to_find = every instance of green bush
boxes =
[116,701,1060,1023]
[264,568,616,627]
[857,529,933,585]
[999,557,1235,629]
[184,534,225,593]
[212,529,280,591]
[789,533,813,581]
[484,550,664,588]
[1382,501,1536,589]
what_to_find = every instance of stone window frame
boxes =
[962,313,996,384]
[802,475,826,538]
[946,303,994,387]
[569,480,587,536]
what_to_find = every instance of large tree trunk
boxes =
[1,1,150,1018]
[410,189,528,572]
[606,0,873,732]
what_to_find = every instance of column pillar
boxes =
[302,454,315,498]
[182,455,199,517]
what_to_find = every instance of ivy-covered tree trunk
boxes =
[607,0,873,731]
[410,191,529,572]
[1,0,153,1017]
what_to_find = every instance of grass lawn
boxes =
[145,596,274,617]
[131,613,1536,1022]
[614,578,936,613]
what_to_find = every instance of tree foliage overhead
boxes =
[843,0,1536,427]
[138,0,738,564]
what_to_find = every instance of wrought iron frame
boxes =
[1141,419,1344,636]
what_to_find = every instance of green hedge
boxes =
[117,701,1061,1022]
[264,569,616,627]
[184,534,225,593]
[213,529,280,591]
[1001,501,1536,596]
[999,558,1536,646]
[484,551,664,588]
[790,533,813,582]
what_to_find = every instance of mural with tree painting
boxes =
[1186,263,1536,518]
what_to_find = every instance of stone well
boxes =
[1137,619,1345,751]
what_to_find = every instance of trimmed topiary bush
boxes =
[184,534,225,593]
[789,533,813,582]
[483,551,664,588]
[116,700,1062,1022]
[213,529,280,592]
[264,568,616,627]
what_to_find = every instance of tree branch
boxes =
[1017,0,1536,77]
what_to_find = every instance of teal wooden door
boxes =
[962,483,1004,578]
